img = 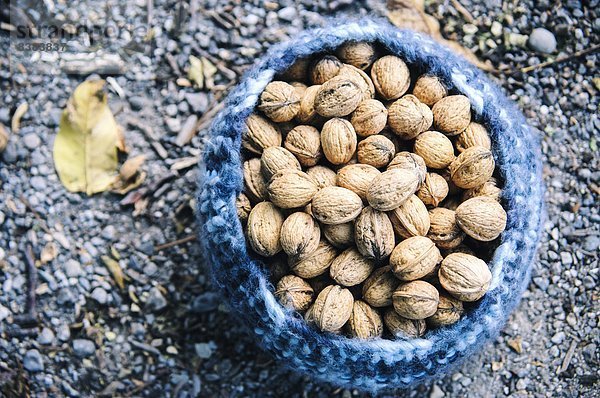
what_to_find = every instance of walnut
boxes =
[392,280,439,320]
[242,113,282,154]
[338,64,375,99]
[329,248,376,286]
[258,81,301,122]
[289,240,338,279]
[357,135,396,168]
[427,293,464,327]
[388,95,433,140]
[280,212,321,259]
[390,236,442,281]
[462,178,501,202]
[413,131,455,169]
[260,146,301,180]
[427,208,465,249]
[384,309,426,339]
[296,85,325,126]
[336,41,377,70]
[284,125,322,167]
[388,194,430,238]
[349,301,383,339]
[455,196,507,241]
[311,186,364,225]
[387,151,427,185]
[439,253,492,302]
[412,75,447,106]
[246,202,284,257]
[314,76,363,117]
[362,266,399,307]
[306,165,337,189]
[367,169,420,211]
[336,164,381,201]
[456,122,491,153]
[370,55,410,100]
[322,222,355,249]
[267,169,319,209]
[236,192,251,223]
[321,118,357,165]
[243,158,268,203]
[351,99,388,137]
[432,95,471,135]
[275,275,314,312]
[309,285,354,332]
[417,172,449,207]
[449,146,495,189]
[311,55,343,85]
[354,206,395,261]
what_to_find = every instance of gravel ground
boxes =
[0,0,598,397]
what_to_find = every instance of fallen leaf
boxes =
[188,55,204,89]
[111,171,146,195]
[53,80,119,195]
[101,255,125,290]
[507,336,523,354]
[0,124,9,152]
[110,246,121,260]
[111,154,147,195]
[40,242,58,264]
[11,102,28,133]
[201,57,217,90]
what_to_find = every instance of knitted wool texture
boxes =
[198,20,544,393]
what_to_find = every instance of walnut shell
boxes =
[384,309,426,339]
[427,208,465,249]
[439,253,491,301]
[280,212,321,258]
[387,151,427,186]
[462,178,501,202]
[268,169,319,209]
[336,164,381,201]
[306,165,337,189]
[367,169,420,211]
[275,275,314,312]
[330,248,376,286]
[258,81,301,122]
[351,99,388,137]
[413,131,455,169]
[284,125,322,167]
[311,186,364,225]
[336,41,377,70]
[246,202,284,257]
[338,64,375,99]
[322,222,355,249]
[432,95,471,135]
[370,55,410,100]
[349,301,383,339]
[388,95,433,140]
[314,76,363,117]
[455,197,507,241]
[261,146,301,180]
[311,55,343,85]
[296,85,325,125]
[289,240,338,279]
[417,172,449,207]
[357,135,396,168]
[427,293,464,327]
[392,280,439,320]
[362,266,399,307]
[456,122,491,153]
[390,236,441,281]
[449,146,495,189]
[412,75,447,106]
[321,118,357,165]
[236,192,252,223]
[243,158,268,203]
[354,206,395,261]
[388,194,430,238]
[310,285,354,332]
[242,113,282,155]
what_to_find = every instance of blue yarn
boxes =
[197,19,545,393]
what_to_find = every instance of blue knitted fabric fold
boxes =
[197,19,544,393]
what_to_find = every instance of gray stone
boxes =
[278,6,297,22]
[430,384,444,398]
[129,96,146,111]
[0,304,10,321]
[30,176,46,190]
[165,104,178,116]
[195,342,214,359]
[91,287,108,304]
[23,349,44,372]
[583,235,600,251]
[551,331,565,344]
[64,259,83,277]
[101,225,117,240]
[146,287,167,311]
[185,92,209,114]
[73,339,96,357]
[165,118,181,133]
[0,107,9,123]
[560,252,573,265]
[38,327,55,345]
[528,28,557,53]
[57,324,71,341]
[22,133,41,149]
[533,276,549,291]
[2,141,18,163]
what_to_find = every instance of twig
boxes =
[154,234,196,251]
[450,0,475,23]
[13,245,38,328]
[520,44,600,74]
[558,339,578,374]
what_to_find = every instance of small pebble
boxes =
[72,339,96,357]
[528,28,557,53]
[23,349,44,372]
[22,133,41,149]
[38,327,55,345]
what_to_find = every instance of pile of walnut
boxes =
[236,41,507,340]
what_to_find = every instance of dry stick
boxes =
[450,0,475,23]
[520,44,600,74]
[13,245,38,328]
[154,234,197,251]
[558,339,578,374]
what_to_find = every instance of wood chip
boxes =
[558,340,577,374]
[101,255,126,290]
[12,102,28,133]
[507,336,523,354]
[175,115,198,146]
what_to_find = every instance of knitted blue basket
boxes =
[198,19,544,393]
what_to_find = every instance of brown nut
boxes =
[321,118,357,165]
[243,158,268,203]
[289,240,338,279]
[354,206,395,261]
[311,55,343,85]
[310,285,354,332]
[449,146,495,189]
[236,192,252,223]
[296,85,325,125]
[338,64,375,99]
[462,178,501,202]
[268,169,319,209]
[432,95,471,135]
[349,301,383,339]
[280,212,321,259]
[456,122,491,153]
[384,309,426,339]
[261,146,301,180]
[413,131,455,169]
[367,169,420,211]
[390,236,441,281]
[388,194,430,238]
[427,208,465,249]
[337,164,381,201]
[427,293,464,327]
[392,280,439,320]
[351,99,388,137]
[336,41,377,70]
[258,81,301,122]
[322,222,355,249]
[306,165,337,189]
[388,95,433,140]
[362,266,399,307]
[455,196,507,241]
[387,151,427,186]
[242,113,282,154]
[412,75,447,106]
[246,202,284,257]
[329,248,376,286]
[439,253,491,301]
[311,186,364,225]
[370,55,410,100]
[314,76,363,117]
[284,125,322,167]
[357,135,396,168]
[417,172,449,207]
[275,275,314,312]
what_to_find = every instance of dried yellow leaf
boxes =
[101,255,125,290]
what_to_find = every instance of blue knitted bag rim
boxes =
[198,19,545,393]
